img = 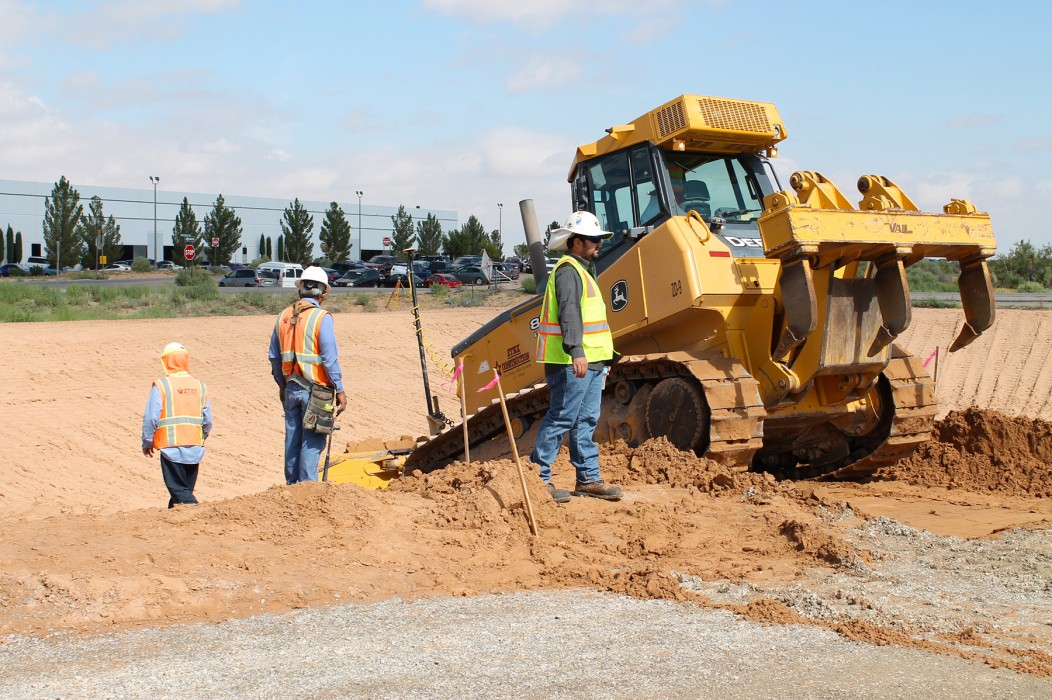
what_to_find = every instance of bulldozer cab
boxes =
[572,144,779,271]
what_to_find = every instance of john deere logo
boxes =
[610,280,628,312]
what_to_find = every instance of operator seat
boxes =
[680,180,711,219]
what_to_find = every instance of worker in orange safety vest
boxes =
[142,342,213,508]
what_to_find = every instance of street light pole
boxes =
[355,190,363,261]
[149,176,160,264]
[498,202,503,241]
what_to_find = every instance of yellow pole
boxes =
[494,369,538,537]
[459,359,470,463]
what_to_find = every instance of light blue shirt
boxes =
[268,298,344,392]
[141,383,213,464]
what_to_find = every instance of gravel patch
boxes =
[2,590,1049,699]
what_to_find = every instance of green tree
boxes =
[484,228,504,261]
[171,197,204,265]
[266,236,273,260]
[76,196,122,269]
[415,213,443,255]
[258,233,266,260]
[280,198,315,266]
[276,234,285,262]
[442,215,489,257]
[513,242,529,260]
[390,205,415,258]
[203,194,242,266]
[42,176,85,268]
[1,225,5,263]
[14,231,23,263]
[319,201,352,262]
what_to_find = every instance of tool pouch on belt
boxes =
[302,383,336,434]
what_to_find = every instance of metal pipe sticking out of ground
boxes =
[520,199,549,292]
[405,247,443,434]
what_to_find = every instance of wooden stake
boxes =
[458,359,470,464]
[494,369,538,537]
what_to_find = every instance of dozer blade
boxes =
[949,259,996,352]
[759,172,998,359]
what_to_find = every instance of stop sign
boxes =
[383,236,392,247]
[184,244,196,260]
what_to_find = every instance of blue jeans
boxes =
[530,365,604,485]
[283,382,327,484]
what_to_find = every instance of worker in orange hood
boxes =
[141,342,213,508]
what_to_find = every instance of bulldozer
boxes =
[400,93,997,480]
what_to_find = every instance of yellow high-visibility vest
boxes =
[536,256,613,364]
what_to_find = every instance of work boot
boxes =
[547,483,572,504]
[572,480,623,501]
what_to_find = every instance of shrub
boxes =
[132,257,152,272]
[1017,280,1046,294]
[520,277,537,295]
[428,284,449,302]
[175,267,214,287]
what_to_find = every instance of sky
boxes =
[2,0,1050,252]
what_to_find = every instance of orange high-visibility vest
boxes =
[276,300,333,386]
[152,374,207,448]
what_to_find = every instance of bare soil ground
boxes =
[1,306,1050,679]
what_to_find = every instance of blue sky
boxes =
[2,0,1049,251]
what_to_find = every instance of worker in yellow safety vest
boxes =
[142,342,213,508]
[532,211,623,503]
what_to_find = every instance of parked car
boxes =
[331,260,366,275]
[365,254,400,276]
[332,269,383,288]
[321,267,341,285]
[218,268,277,287]
[426,260,454,274]
[385,272,425,288]
[156,261,184,271]
[492,262,520,280]
[0,263,27,276]
[42,265,60,276]
[425,273,462,289]
[454,266,489,286]
[24,255,50,270]
[452,255,482,270]
[103,262,132,271]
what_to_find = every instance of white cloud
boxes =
[946,114,1001,129]
[1015,138,1052,152]
[505,56,582,93]
[422,0,686,30]
[268,149,293,162]
[65,0,241,49]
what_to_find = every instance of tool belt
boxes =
[288,374,336,434]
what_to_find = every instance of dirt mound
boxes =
[878,408,1052,497]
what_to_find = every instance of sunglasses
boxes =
[581,236,604,244]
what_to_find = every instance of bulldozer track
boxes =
[404,353,766,474]
[821,348,938,480]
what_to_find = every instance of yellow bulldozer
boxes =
[386,93,997,481]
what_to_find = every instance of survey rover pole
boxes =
[405,248,440,432]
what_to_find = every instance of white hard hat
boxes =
[547,211,613,252]
[297,266,330,291]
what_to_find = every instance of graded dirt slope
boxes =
[1,306,1050,677]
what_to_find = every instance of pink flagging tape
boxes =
[923,348,938,368]
[477,373,501,392]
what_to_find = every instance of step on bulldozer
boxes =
[393,93,996,481]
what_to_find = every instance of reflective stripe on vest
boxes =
[535,256,614,364]
[153,374,207,448]
[276,301,332,386]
